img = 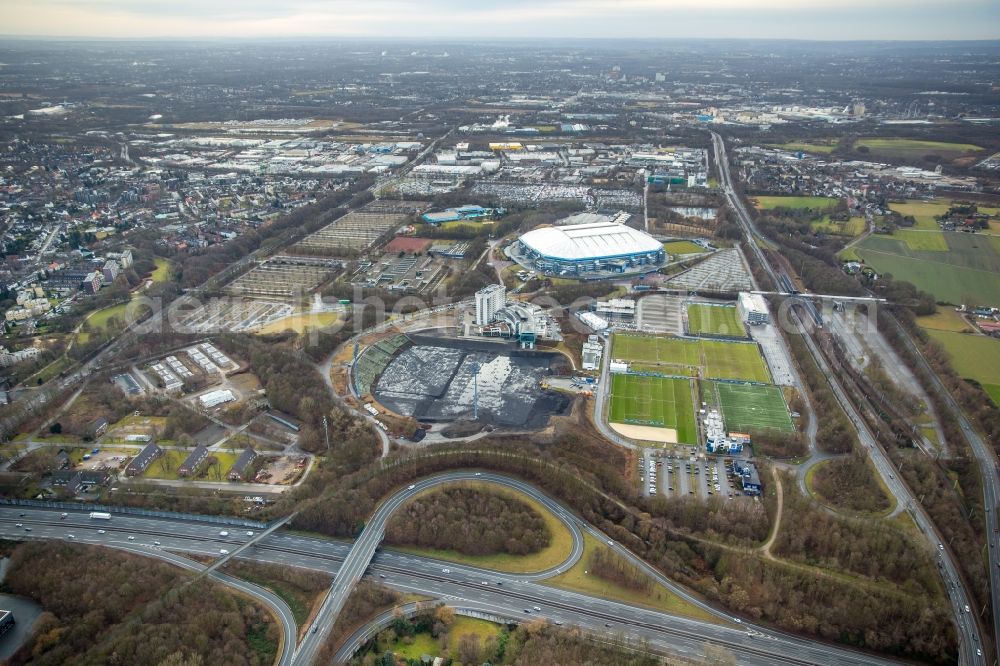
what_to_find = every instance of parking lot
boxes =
[639,449,743,500]
[636,294,684,335]
[749,322,796,386]
[225,256,339,299]
[663,248,754,292]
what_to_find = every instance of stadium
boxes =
[508,219,666,278]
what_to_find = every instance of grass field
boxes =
[384,616,501,660]
[85,302,130,330]
[256,311,339,335]
[754,196,840,212]
[916,309,972,332]
[854,232,1000,305]
[612,334,771,383]
[883,229,949,252]
[609,374,697,442]
[663,240,707,255]
[855,138,983,160]
[888,201,953,231]
[142,449,238,481]
[150,257,172,283]
[811,216,866,237]
[686,303,745,337]
[544,533,718,622]
[716,383,793,433]
[985,385,1000,408]
[390,482,575,573]
[926,330,1000,391]
[769,141,837,155]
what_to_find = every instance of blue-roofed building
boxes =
[422,205,498,225]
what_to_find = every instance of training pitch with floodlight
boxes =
[612,334,770,383]
[608,374,696,444]
[686,303,746,337]
[715,382,794,433]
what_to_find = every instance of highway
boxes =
[711,130,985,664]
[291,471,585,665]
[884,310,1000,653]
[0,478,906,666]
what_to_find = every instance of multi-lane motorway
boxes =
[711,130,986,664]
[0,473,907,666]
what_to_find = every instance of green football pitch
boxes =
[716,383,793,433]
[608,374,697,443]
[686,303,746,337]
[612,334,770,383]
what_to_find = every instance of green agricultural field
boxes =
[686,303,746,337]
[769,141,837,155]
[609,374,697,442]
[663,240,707,255]
[880,229,949,252]
[888,200,953,231]
[985,385,1000,408]
[716,383,794,433]
[612,334,770,383]
[754,196,840,212]
[855,138,983,160]
[926,330,1000,392]
[854,232,1000,305]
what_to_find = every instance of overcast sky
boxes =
[1,0,999,41]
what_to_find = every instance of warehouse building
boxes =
[199,389,236,409]
[509,219,665,278]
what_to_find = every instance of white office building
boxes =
[581,335,604,371]
[475,284,506,326]
[738,292,770,325]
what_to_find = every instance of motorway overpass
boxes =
[0,479,908,666]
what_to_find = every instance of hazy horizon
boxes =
[1,0,998,41]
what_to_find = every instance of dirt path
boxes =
[760,465,784,559]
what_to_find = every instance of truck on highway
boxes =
[89,512,111,520]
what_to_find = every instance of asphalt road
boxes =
[0,491,903,666]
[291,470,585,665]
[711,130,985,665]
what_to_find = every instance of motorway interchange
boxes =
[0,471,907,666]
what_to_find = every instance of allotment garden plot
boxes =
[608,374,695,444]
[714,383,793,433]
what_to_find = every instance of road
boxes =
[0,500,904,666]
[882,310,1000,652]
[711,130,985,664]
[117,544,298,666]
[292,471,585,665]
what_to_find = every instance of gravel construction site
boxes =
[373,336,571,428]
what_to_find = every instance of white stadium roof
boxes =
[519,221,662,261]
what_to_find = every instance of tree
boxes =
[457,633,481,665]
[49,422,62,434]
